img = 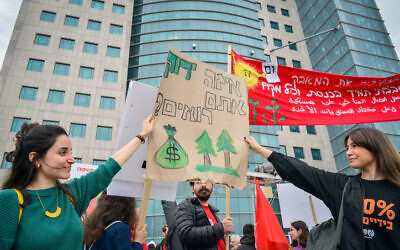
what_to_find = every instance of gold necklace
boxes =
[35,188,61,218]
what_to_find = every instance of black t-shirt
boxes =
[362,179,400,250]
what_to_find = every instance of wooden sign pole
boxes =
[308,195,318,225]
[138,178,152,228]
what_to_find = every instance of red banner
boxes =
[231,50,400,125]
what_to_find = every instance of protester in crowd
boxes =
[155,225,168,250]
[159,200,183,250]
[0,116,154,249]
[245,127,400,250]
[83,192,146,249]
[237,224,255,250]
[289,220,309,250]
[175,181,233,249]
[230,234,241,250]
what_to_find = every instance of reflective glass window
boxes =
[289,42,297,50]
[79,66,94,79]
[74,158,82,163]
[292,60,301,68]
[270,21,279,30]
[281,8,289,16]
[91,0,104,10]
[69,0,82,5]
[70,123,86,138]
[267,5,276,13]
[284,25,293,33]
[93,159,106,165]
[112,4,125,14]
[107,46,120,58]
[83,42,98,54]
[293,147,304,159]
[96,126,112,141]
[43,120,59,125]
[40,11,56,23]
[53,63,70,76]
[27,59,44,72]
[273,39,282,47]
[47,90,64,104]
[100,96,115,110]
[74,93,90,107]
[59,38,75,50]
[110,24,123,35]
[19,86,38,101]
[11,117,30,132]
[277,57,286,66]
[103,70,118,82]
[64,15,79,27]
[279,145,287,155]
[1,154,12,169]
[311,148,322,160]
[306,125,316,134]
[34,34,50,46]
[289,125,299,132]
[88,20,101,31]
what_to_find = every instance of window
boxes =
[79,66,94,79]
[83,42,98,54]
[74,157,82,163]
[59,38,75,50]
[112,4,125,14]
[91,0,104,10]
[270,21,279,30]
[48,90,65,104]
[64,15,79,27]
[69,123,86,138]
[281,8,289,16]
[53,63,70,76]
[277,57,286,66]
[289,42,297,50]
[40,11,56,23]
[311,149,322,160]
[88,20,101,31]
[103,70,118,82]
[106,46,120,58]
[273,38,282,47]
[93,159,106,165]
[109,24,123,35]
[74,93,90,107]
[69,0,82,5]
[27,59,45,72]
[284,24,293,33]
[43,120,59,125]
[19,86,38,101]
[306,125,316,135]
[262,35,268,44]
[11,117,30,132]
[96,126,112,141]
[267,5,276,13]
[1,154,12,169]
[279,145,287,155]
[289,125,300,132]
[100,96,115,110]
[293,147,304,159]
[259,19,265,27]
[34,34,50,46]
[292,60,302,68]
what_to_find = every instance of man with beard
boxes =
[175,181,233,250]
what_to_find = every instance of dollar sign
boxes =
[165,145,180,162]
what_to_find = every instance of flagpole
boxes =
[225,45,232,250]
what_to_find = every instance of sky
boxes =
[0,0,399,70]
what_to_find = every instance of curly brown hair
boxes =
[83,192,137,246]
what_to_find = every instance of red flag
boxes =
[255,179,289,250]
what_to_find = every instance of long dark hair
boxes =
[83,192,137,246]
[290,220,309,247]
[344,127,400,187]
[2,122,75,201]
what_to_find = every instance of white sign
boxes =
[70,163,98,179]
[262,62,280,83]
[277,183,332,228]
[107,81,178,201]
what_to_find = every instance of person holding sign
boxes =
[0,116,154,250]
[175,181,233,250]
[245,127,400,250]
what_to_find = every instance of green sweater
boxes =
[0,157,121,250]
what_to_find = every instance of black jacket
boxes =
[237,234,255,250]
[160,200,183,250]
[175,197,225,250]
[269,152,364,250]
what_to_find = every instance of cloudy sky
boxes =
[0,0,399,69]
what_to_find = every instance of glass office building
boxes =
[130,0,281,242]
[296,0,400,174]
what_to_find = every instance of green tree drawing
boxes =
[195,129,217,166]
[265,99,286,125]
[216,129,237,168]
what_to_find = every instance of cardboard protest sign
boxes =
[145,47,250,189]
[277,183,332,228]
[231,49,400,125]
[107,81,178,201]
[70,163,98,179]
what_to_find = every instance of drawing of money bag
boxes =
[155,124,189,169]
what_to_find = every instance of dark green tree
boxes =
[195,129,216,166]
[216,129,237,168]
